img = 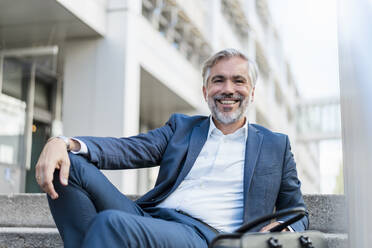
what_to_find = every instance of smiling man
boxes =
[36,48,308,248]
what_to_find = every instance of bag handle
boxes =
[209,208,307,248]
[235,207,307,233]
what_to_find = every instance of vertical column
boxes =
[63,0,142,194]
[120,0,141,137]
[117,0,142,194]
[206,0,222,51]
[338,0,372,247]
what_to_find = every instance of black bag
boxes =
[209,207,328,248]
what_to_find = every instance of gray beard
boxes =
[207,95,250,125]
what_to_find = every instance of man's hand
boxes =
[35,137,79,200]
[259,222,290,232]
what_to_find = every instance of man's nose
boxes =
[221,80,235,93]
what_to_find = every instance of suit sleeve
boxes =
[276,135,309,231]
[73,115,176,170]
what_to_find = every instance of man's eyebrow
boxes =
[211,75,225,80]
[232,75,248,80]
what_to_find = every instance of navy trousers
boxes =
[48,154,210,248]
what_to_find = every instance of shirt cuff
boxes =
[287,225,294,232]
[70,138,88,155]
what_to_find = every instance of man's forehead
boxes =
[210,58,250,77]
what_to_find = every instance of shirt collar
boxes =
[208,116,249,140]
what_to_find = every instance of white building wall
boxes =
[0,0,320,194]
[63,0,142,194]
[57,0,108,35]
[61,0,320,193]
[137,17,204,111]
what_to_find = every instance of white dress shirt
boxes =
[157,117,248,232]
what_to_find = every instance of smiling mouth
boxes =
[216,99,240,105]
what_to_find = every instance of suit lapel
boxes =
[243,124,264,221]
[172,118,210,190]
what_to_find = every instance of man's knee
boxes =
[90,210,149,240]
[50,153,91,188]
[86,210,135,244]
[92,210,131,229]
[94,210,121,223]
[67,153,96,182]
[82,210,137,247]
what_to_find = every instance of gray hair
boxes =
[202,48,258,87]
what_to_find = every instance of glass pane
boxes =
[34,80,51,110]
[2,59,23,100]
[0,94,26,166]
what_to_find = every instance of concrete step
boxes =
[0,227,62,248]
[0,194,347,233]
[0,228,346,248]
[0,193,348,247]
[0,193,138,228]
[0,194,53,228]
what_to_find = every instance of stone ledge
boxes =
[325,233,348,248]
[0,194,53,228]
[0,227,62,248]
[0,194,347,234]
[0,193,138,228]
[304,194,346,233]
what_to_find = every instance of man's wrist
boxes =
[53,136,81,152]
[57,136,71,151]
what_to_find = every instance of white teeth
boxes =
[220,100,236,104]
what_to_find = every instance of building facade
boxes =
[0,0,319,194]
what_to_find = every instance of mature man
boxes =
[36,48,308,248]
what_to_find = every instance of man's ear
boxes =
[251,87,255,102]
[202,86,207,101]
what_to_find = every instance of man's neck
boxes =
[212,116,246,135]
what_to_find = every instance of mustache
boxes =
[213,93,244,101]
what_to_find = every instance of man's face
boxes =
[203,57,255,125]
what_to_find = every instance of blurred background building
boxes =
[0,0,340,195]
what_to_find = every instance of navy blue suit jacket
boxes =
[77,113,308,235]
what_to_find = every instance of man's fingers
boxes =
[59,158,70,186]
[35,164,42,185]
[259,222,290,233]
[42,163,60,199]
[41,181,59,200]
[35,162,58,199]
[35,155,45,185]
[259,222,280,232]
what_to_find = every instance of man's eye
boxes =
[235,80,245,84]
[213,80,223,83]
